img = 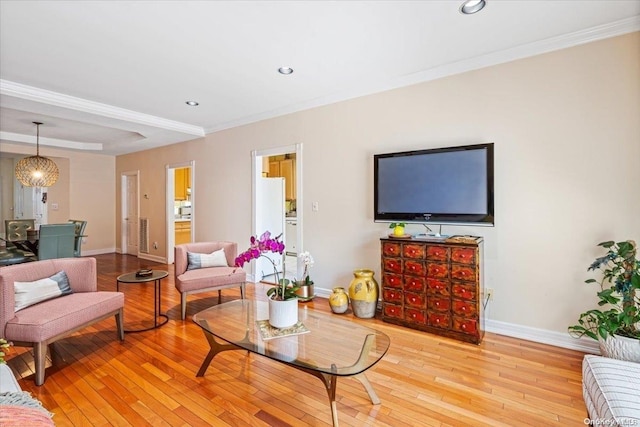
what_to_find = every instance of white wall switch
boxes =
[312,201,319,212]
[51,203,59,210]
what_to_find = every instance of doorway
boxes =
[120,171,139,255]
[0,156,48,227]
[252,144,303,284]
[166,161,194,264]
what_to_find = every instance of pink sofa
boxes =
[175,242,246,320]
[0,257,124,385]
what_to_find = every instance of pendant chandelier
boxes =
[14,121,59,187]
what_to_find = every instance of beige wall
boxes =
[115,31,637,336]
[0,158,14,224]
[0,142,116,253]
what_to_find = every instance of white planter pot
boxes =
[598,334,640,363]
[268,298,298,328]
[0,363,21,392]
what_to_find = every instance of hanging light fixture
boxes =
[14,122,59,187]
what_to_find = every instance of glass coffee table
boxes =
[193,299,390,427]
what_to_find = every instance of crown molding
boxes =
[0,80,205,137]
[0,131,103,151]
[205,16,640,134]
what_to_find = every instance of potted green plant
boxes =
[235,231,299,328]
[389,222,407,237]
[568,240,640,361]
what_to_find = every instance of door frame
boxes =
[120,170,139,255]
[251,143,303,282]
[166,160,195,264]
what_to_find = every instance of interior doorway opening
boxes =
[252,144,303,284]
[166,161,195,264]
[120,171,139,255]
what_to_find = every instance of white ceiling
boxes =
[1,1,639,156]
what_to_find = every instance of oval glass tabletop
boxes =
[116,270,168,283]
[192,299,390,377]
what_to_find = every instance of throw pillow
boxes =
[14,271,73,312]
[187,248,228,270]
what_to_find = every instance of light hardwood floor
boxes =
[6,254,588,426]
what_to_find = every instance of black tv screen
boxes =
[374,143,494,226]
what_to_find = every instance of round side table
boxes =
[116,270,169,333]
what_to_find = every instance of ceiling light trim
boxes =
[278,67,294,75]
[203,16,640,135]
[459,0,486,15]
[0,131,104,151]
[0,80,205,137]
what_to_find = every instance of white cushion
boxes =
[582,354,640,424]
[187,248,228,270]
[14,271,73,312]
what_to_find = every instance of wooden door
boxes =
[280,159,295,200]
[175,168,186,200]
[124,174,138,254]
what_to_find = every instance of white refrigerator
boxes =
[255,177,285,282]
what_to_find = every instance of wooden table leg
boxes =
[196,329,244,377]
[354,373,380,405]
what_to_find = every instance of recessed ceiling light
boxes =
[278,67,294,75]
[185,100,199,106]
[460,0,486,15]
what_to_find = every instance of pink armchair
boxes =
[0,257,124,385]
[175,242,246,320]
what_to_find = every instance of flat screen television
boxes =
[374,143,494,226]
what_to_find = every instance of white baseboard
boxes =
[138,253,167,264]
[103,249,167,264]
[83,247,116,256]
[312,286,600,353]
[485,319,600,354]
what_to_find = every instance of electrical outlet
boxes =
[486,288,494,301]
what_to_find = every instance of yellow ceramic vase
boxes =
[328,287,349,314]
[348,269,379,318]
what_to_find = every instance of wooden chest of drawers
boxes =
[380,237,485,344]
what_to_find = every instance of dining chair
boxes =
[37,223,75,260]
[68,219,87,257]
[4,219,36,241]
